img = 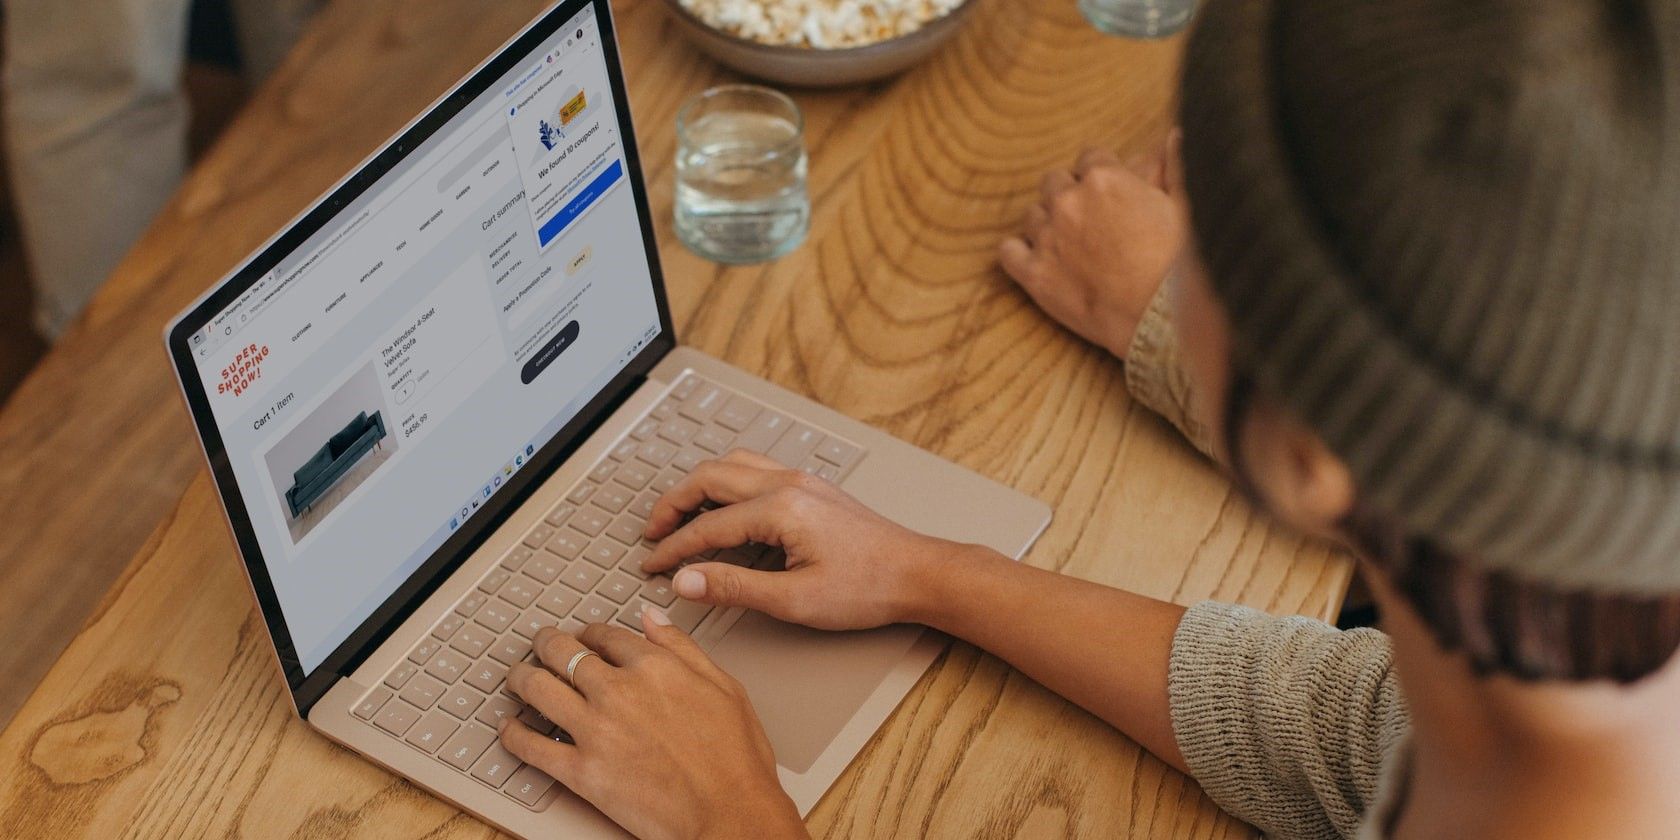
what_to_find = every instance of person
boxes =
[2,0,323,338]
[488,1,1680,838]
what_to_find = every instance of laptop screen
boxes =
[176,2,661,676]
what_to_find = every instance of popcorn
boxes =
[679,0,966,49]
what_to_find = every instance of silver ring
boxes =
[562,650,600,689]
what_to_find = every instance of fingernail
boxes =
[674,567,706,598]
[643,606,672,627]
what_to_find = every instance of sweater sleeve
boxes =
[1167,601,1410,840]
[1124,270,1217,459]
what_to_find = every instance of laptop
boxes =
[164,1,1050,835]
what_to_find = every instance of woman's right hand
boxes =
[639,450,969,631]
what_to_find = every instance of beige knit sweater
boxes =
[1125,277,1412,840]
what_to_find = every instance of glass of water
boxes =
[1080,0,1196,38]
[675,85,810,264]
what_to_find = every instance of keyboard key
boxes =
[693,428,733,455]
[399,674,446,709]
[440,723,498,771]
[592,485,631,514]
[606,515,643,546]
[672,450,703,473]
[615,598,650,630]
[658,417,701,446]
[562,561,605,593]
[475,694,522,727]
[584,539,626,568]
[816,437,860,467]
[384,661,418,690]
[610,439,640,462]
[522,525,554,550]
[408,637,443,665]
[517,706,556,735]
[559,617,586,635]
[566,483,594,505]
[716,395,761,431]
[818,463,840,482]
[463,660,508,694]
[589,461,617,483]
[470,742,522,788]
[650,397,679,421]
[631,418,661,440]
[374,700,422,736]
[632,491,660,520]
[536,587,581,618]
[499,576,540,609]
[522,553,563,585]
[598,571,641,604]
[425,649,471,684]
[513,608,558,640]
[619,545,653,579]
[636,440,676,468]
[653,468,684,493]
[450,623,495,658]
[668,599,711,632]
[613,461,654,491]
[475,600,518,634]
[672,375,700,400]
[735,409,791,453]
[798,457,824,476]
[543,504,575,528]
[501,546,533,571]
[544,529,586,560]
[439,685,486,720]
[432,613,466,641]
[572,506,611,535]
[353,688,392,720]
[680,384,725,422]
[488,634,532,666]
[639,576,677,607]
[405,709,459,754]
[573,596,616,625]
[478,569,511,595]
[505,764,555,806]
[456,591,489,617]
[767,424,823,467]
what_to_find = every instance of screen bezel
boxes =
[164,0,675,716]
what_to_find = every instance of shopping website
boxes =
[189,6,662,673]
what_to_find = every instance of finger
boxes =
[505,660,590,726]
[717,448,783,471]
[998,236,1039,287]
[530,628,613,695]
[576,622,661,667]
[640,606,733,686]
[1039,169,1075,204]
[1023,204,1049,246]
[646,497,786,573]
[498,719,583,789]
[1074,147,1121,177]
[672,560,801,617]
[643,460,792,541]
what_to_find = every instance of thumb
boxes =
[673,562,792,613]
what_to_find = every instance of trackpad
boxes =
[709,612,921,774]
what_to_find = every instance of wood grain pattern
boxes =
[0,0,1353,837]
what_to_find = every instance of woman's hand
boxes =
[999,132,1187,359]
[638,449,966,631]
[499,617,807,840]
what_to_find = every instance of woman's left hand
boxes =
[498,611,807,840]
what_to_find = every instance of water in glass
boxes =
[675,86,809,264]
[1080,0,1195,38]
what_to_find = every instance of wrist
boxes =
[696,788,805,840]
[897,539,1008,630]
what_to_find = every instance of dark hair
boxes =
[1224,371,1680,684]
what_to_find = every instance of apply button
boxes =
[520,320,581,385]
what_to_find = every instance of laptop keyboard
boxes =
[349,373,865,809]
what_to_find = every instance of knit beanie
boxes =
[1178,0,1680,595]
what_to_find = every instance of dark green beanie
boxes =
[1179,0,1680,594]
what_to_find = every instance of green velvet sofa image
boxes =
[285,411,387,518]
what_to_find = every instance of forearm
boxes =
[907,543,1190,774]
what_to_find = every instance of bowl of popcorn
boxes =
[662,0,976,87]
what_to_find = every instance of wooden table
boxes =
[0,1,1352,836]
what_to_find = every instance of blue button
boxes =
[536,160,624,246]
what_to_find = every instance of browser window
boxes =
[189,5,660,673]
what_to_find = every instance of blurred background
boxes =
[0,0,251,410]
